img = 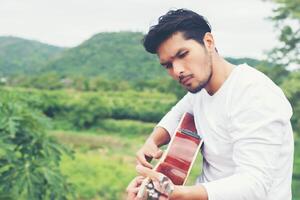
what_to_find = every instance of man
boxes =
[126,9,294,200]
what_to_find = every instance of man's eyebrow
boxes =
[160,48,186,66]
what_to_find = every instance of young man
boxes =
[126,9,294,200]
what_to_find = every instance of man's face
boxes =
[157,32,212,93]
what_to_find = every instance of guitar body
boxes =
[155,112,202,185]
[137,112,203,199]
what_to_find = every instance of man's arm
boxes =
[136,127,170,168]
[170,185,208,200]
[136,92,194,168]
[150,126,171,147]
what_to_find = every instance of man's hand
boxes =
[136,138,163,168]
[126,165,173,200]
[136,165,173,199]
[126,176,145,200]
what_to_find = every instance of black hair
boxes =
[143,9,212,54]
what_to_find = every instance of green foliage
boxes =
[293,138,300,199]
[108,90,174,122]
[267,0,300,66]
[7,74,132,92]
[0,32,267,86]
[132,78,187,100]
[0,87,176,129]
[79,76,131,91]
[0,36,64,76]
[52,128,146,200]
[44,32,165,80]
[256,62,290,85]
[54,128,300,200]
[61,152,136,200]
[10,73,65,90]
[95,118,155,137]
[280,71,300,135]
[225,57,265,67]
[0,95,73,200]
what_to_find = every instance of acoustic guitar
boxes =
[137,112,203,198]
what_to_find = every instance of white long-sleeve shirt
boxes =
[157,64,294,200]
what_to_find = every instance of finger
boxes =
[136,151,153,169]
[147,141,162,158]
[152,149,163,159]
[126,177,145,200]
[136,165,161,181]
[126,190,136,200]
[126,176,144,192]
[126,182,138,200]
[136,160,152,170]
[127,187,140,193]
[135,176,145,185]
[145,139,162,159]
[160,194,169,200]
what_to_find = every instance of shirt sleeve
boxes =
[201,83,293,200]
[156,92,194,137]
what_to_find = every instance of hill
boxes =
[0,32,266,81]
[0,36,65,76]
[45,32,165,80]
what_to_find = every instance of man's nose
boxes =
[173,62,184,76]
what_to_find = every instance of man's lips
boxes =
[179,74,193,85]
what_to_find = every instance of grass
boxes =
[50,124,203,199]
[50,123,150,200]
[51,129,139,199]
[60,152,136,200]
[293,140,300,199]
[49,120,300,200]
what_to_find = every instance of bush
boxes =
[0,88,176,129]
[0,94,73,200]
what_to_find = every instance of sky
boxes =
[0,0,278,59]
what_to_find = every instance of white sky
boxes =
[0,0,278,59]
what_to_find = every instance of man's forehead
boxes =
[158,47,185,64]
[157,42,189,64]
[157,32,190,60]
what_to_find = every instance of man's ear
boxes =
[203,32,215,53]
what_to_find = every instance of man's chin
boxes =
[187,85,204,94]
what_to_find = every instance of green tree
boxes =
[256,63,290,85]
[266,0,300,66]
[280,71,300,136]
[0,95,73,200]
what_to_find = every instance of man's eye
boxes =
[162,63,172,69]
[178,51,188,58]
[165,63,172,69]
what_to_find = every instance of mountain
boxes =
[44,32,165,80]
[44,31,269,80]
[0,36,65,76]
[0,32,266,81]
[226,57,264,68]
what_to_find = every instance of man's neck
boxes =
[205,56,234,96]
